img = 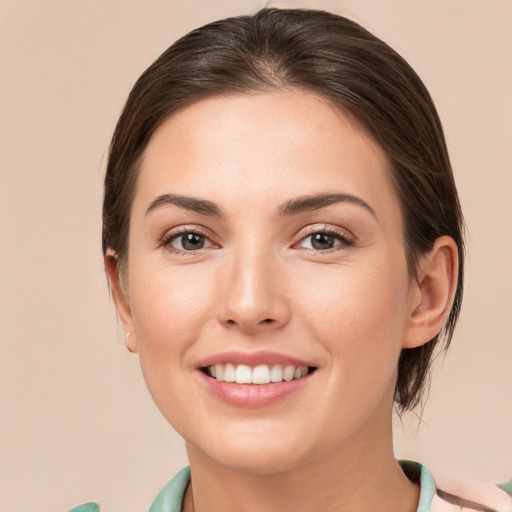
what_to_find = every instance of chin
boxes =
[200,448,308,476]
[185,425,318,476]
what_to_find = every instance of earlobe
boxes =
[104,250,138,353]
[125,332,137,353]
[403,236,459,349]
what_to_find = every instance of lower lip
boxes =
[197,371,313,408]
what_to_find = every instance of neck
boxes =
[182,410,419,512]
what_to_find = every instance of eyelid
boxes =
[293,224,356,250]
[160,225,220,253]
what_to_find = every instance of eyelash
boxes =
[160,226,355,255]
[294,226,355,252]
[161,227,216,255]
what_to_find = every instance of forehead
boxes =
[134,91,399,220]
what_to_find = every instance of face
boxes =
[121,91,419,473]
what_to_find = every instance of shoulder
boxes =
[399,460,512,512]
[68,467,191,512]
[432,474,512,512]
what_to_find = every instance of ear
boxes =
[104,249,138,353]
[403,236,459,349]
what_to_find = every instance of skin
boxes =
[106,91,458,512]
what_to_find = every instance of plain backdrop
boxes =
[1,1,511,511]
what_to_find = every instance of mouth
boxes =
[201,363,317,384]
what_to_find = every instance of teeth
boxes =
[205,363,311,384]
[235,364,252,384]
[224,363,236,382]
[270,364,283,382]
[252,365,270,384]
[214,364,224,381]
[283,365,295,381]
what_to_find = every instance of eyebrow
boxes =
[145,194,223,217]
[279,193,376,217]
[145,192,375,219]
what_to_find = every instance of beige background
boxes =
[1,1,511,511]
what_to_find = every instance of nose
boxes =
[216,247,290,334]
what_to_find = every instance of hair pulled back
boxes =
[103,8,464,413]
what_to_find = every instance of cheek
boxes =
[129,261,214,351]
[296,257,410,382]
[126,261,218,421]
[126,263,216,430]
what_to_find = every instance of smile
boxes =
[203,364,315,384]
[196,352,318,407]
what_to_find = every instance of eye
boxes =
[298,229,354,251]
[165,231,213,252]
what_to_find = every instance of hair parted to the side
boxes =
[102,8,465,413]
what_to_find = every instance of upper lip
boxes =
[197,350,316,369]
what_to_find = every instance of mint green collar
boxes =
[149,462,435,512]
[149,466,191,512]
[399,460,436,512]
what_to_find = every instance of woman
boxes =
[74,7,511,512]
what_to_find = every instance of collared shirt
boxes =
[70,462,512,512]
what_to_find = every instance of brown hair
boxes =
[102,8,464,413]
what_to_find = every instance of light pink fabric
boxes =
[432,476,512,512]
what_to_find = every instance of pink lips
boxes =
[196,351,316,408]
